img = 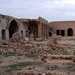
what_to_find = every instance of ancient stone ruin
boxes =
[0,14,49,41]
[0,14,75,75]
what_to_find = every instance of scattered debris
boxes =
[11,31,22,42]
[0,33,67,55]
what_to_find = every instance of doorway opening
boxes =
[9,20,18,38]
[2,30,6,40]
[61,30,65,36]
[56,30,60,35]
[67,28,73,36]
[28,20,38,38]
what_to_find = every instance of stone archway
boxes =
[67,28,73,36]
[28,24,38,38]
[9,20,18,38]
[27,20,38,39]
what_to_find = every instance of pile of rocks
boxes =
[0,33,66,54]
[17,71,61,75]
[41,55,73,62]
[11,31,22,42]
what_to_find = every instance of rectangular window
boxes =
[2,30,6,40]
[61,30,65,36]
[56,30,60,35]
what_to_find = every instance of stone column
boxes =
[6,29,9,40]
[47,25,49,38]
[59,30,61,36]
[43,24,44,38]
[38,22,42,38]
[44,24,46,38]
[23,30,25,38]
[45,25,47,38]
[41,24,43,38]
[65,29,67,36]
[46,25,47,38]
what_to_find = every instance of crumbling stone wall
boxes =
[0,14,49,40]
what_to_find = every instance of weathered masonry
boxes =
[49,21,75,37]
[0,14,49,40]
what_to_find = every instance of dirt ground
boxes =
[0,37,75,75]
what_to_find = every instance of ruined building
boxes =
[1,13,74,40]
[49,21,75,37]
[0,14,49,40]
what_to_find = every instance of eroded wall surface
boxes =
[49,21,75,36]
[0,14,49,40]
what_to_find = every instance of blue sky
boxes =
[0,0,75,21]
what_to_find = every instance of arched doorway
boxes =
[9,20,18,38]
[28,22,38,38]
[28,24,38,38]
[67,28,73,36]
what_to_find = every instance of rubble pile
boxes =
[41,55,73,62]
[17,71,61,75]
[0,33,66,54]
[11,31,22,42]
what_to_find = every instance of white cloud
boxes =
[53,0,75,5]
[0,0,75,21]
[62,0,75,4]
[65,12,75,16]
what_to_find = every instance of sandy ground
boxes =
[0,55,75,75]
[0,37,75,75]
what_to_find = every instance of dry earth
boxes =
[0,37,75,75]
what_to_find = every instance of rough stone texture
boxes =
[17,72,53,75]
[10,31,22,42]
[0,34,66,55]
[17,71,68,75]
[41,55,73,62]
[0,14,49,40]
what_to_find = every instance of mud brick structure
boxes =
[1,13,75,40]
[0,14,49,40]
[49,21,75,36]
